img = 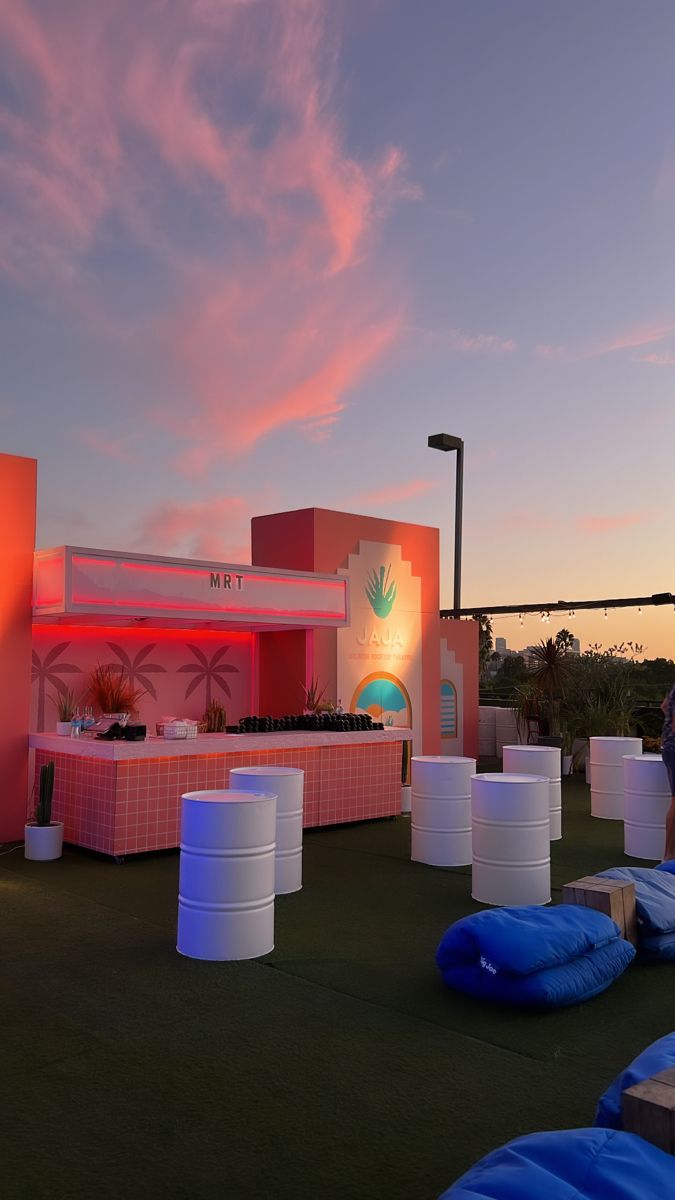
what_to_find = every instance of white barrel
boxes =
[411,756,476,866]
[401,785,412,814]
[177,789,276,960]
[495,707,519,757]
[230,767,304,895]
[478,707,497,757]
[623,754,671,860]
[471,773,551,906]
[502,744,562,841]
[590,736,643,820]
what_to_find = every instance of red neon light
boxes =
[33,624,253,643]
[73,556,344,592]
[69,593,346,619]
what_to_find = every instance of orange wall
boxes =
[0,453,37,840]
[440,617,479,759]
[252,508,440,753]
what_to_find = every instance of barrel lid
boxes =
[502,744,559,753]
[473,772,551,784]
[182,789,277,803]
[412,755,475,765]
[230,766,304,776]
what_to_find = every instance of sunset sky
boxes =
[2,0,675,658]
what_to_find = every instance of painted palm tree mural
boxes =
[106,642,166,701]
[32,642,81,731]
[177,644,239,708]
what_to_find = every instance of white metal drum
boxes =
[502,744,562,841]
[478,706,497,758]
[230,766,304,895]
[623,754,671,860]
[495,707,519,758]
[177,789,276,961]
[590,737,643,820]
[411,756,476,866]
[471,773,551,906]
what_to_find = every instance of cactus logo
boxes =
[365,565,397,618]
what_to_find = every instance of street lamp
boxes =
[428,433,464,614]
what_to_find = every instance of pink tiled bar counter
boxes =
[30,730,411,858]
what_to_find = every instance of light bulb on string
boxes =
[519,613,524,626]
[638,606,642,615]
[604,608,608,620]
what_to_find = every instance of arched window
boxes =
[440,679,457,738]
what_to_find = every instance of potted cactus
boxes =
[25,761,64,860]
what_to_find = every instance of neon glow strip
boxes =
[69,593,347,619]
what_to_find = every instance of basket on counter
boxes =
[157,721,202,739]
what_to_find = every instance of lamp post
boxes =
[428,433,464,614]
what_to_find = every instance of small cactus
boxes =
[36,761,55,826]
[203,701,227,733]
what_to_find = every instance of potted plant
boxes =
[25,761,63,861]
[87,664,144,721]
[301,677,326,715]
[51,686,77,735]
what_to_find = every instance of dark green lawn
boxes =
[2,774,670,1200]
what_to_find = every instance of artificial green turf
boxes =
[2,773,673,1200]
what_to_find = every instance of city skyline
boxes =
[1,1,674,658]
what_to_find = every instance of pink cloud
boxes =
[534,320,675,364]
[635,353,675,366]
[576,513,651,534]
[500,511,558,533]
[75,428,139,462]
[135,496,249,561]
[351,479,440,506]
[447,328,517,354]
[0,1,411,455]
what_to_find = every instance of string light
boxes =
[637,606,642,615]
[519,613,524,626]
[603,608,608,620]
[569,609,575,620]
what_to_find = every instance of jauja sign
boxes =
[33,547,349,628]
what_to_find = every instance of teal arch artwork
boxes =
[351,672,412,727]
[440,679,457,738]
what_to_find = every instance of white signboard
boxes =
[34,547,349,628]
[337,540,422,752]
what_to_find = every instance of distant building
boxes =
[572,638,581,655]
[495,637,507,655]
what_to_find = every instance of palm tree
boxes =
[177,644,239,708]
[32,643,81,731]
[529,637,573,734]
[106,642,166,701]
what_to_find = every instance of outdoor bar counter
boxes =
[30,728,412,858]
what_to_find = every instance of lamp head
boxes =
[428,432,463,452]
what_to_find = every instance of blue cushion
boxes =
[435,905,635,1008]
[438,1128,675,1199]
[598,867,675,959]
[656,860,675,875]
[594,1032,675,1129]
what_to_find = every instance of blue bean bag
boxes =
[435,905,635,1008]
[656,860,675,875]
[594,1031,675,1129]
[598,867,675,960]
[438,1127,675,1199]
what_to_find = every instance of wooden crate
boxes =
[561,876,637,946]
[622,1067,675,1154]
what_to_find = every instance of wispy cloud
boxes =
[350,479,440,507]
[0,0,416,457]
[75,428,139,462]
[446,328,517,354]
[534,319,675,363]
[575,512,651,534]
[634,353,675,366]
[134,496,249,560]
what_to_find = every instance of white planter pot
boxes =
[56,722,71,736]
[24,822,64,861]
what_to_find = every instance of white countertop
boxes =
[29,728,412,760]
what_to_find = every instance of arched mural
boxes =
[351,671,412,728]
